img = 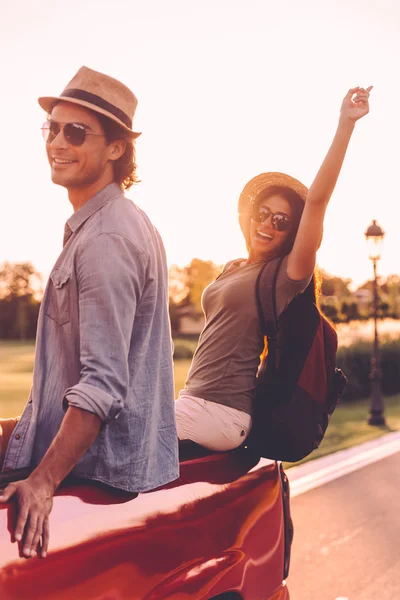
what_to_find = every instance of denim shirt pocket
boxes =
[46,267,71,326]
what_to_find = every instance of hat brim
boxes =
[238,172,308,240]
[38,96,141,139]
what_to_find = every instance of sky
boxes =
[1,0,399,288]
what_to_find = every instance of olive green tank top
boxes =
[182,255,311,415]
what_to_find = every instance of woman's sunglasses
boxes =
[41,121,104,147]
[251,204,292,232]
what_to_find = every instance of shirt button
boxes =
[15,434,21,440]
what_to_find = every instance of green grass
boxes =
[1,342,399,468]
[284,394,400,469]
[0,341,36,417]
[0,341,192,418]
[174,359,192,396]
[0,341,192,417]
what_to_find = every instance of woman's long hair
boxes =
[256,185,321,362]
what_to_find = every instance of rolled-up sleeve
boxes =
[64,233,146,423]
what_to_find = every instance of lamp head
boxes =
[365,219,385,261]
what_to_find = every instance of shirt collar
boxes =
[66,183,123,234]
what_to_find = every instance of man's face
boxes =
[45,102,114,190]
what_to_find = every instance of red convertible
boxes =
[0,443,292,599]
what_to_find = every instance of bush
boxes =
[172,337,400,402]
[173,341,195,360]
[337,340,400,401]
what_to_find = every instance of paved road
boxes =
[287,451,400,600]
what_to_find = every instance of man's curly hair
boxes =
[96,113,139,190]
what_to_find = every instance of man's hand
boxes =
[0,477,53,558]
[340,85,373,123]
[0,406,102,559]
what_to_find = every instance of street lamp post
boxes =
[365,219,386,426]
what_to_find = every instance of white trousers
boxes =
[175,394,252,452]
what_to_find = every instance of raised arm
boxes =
[287,85,373,281]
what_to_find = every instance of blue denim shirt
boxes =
[3,183,179,492]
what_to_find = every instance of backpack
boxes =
[246,257,347,462]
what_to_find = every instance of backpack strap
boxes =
[255,257,284,369]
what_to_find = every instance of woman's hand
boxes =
[340,86,373,123]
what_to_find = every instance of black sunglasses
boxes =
[251,204,292,232]
[41,121,104,147]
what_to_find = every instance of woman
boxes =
[175,85,372,451]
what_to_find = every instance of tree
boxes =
[341,301,360,322]
[185,259,223,312]
[169,258,222,313]
[168,264,189,305]
[319,303,339,323]
[384,275,400,318]
[0,262,43,340]
[0,262,42,299]
[168,299,180,336]
[319,270,352,298]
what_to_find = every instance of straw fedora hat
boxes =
[238,172,308,241]
[38,66,141,138]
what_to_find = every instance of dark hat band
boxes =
[61,88,132,129]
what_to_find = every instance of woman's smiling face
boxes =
[248,194,293,263]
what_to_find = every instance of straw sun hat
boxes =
[238,172,308,241]
[38,66,141,138]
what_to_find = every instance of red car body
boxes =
[0,446,292,600]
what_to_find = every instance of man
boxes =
[0,66,179,558]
